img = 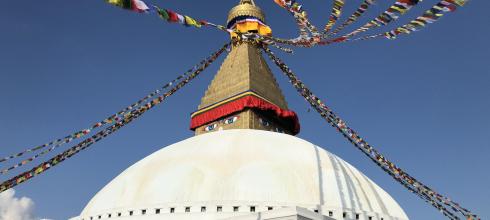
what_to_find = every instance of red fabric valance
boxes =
[190,95,300,134]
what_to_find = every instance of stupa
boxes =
[71,1,409,219]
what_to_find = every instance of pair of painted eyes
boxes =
[205,116,239,131]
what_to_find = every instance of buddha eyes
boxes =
[224,116,239,125]
[203,116,284,133]
[259,118,270,127]
[204,116,240,132]
[205,124,218,131]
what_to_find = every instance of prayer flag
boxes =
[156,7,169,20]
[131,0,149,12]
[184,16,202,28]
[177,14,185,24]
[167,10,179,22]
[107,0,149,13]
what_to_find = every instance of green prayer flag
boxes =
[157,8,170,20]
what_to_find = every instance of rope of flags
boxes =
[343,0,424,38]
[0,42,231,193]
[153,6,203,29]
[273,0,308,39]
[106,0,222,30]
[261,45,480,220]
[257,36,294,53]
[279,0,468,47]
[323,0,346,34]
[0,49,223,175]
[106,0,469,47]
[273,0,321,43]
[328,0,377,37]
[338,0,469,42]
[383,0,469,39]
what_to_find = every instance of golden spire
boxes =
[190,0,300,136]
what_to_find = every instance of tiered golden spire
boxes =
[190,0,299,136]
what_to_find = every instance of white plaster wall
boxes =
[74,130,408,220]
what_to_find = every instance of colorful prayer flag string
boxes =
[153,6,204,29]
[328,0,377,37]
[106,0,470,49]
[322,0,346,35]
[344,0,424,39]
[0,44,230,175]
[0,41,218,166]
[106,0,223,31]
[273,0,321,44]
[382,0,469,39]
[261,45,479,220]
[332,0,469,42]
[0,41,231,192]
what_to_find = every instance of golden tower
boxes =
[190,0,300,135]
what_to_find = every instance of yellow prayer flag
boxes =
[184,15,202,28]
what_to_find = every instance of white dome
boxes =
[74,130,408,220]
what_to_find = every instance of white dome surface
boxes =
[76,130,408,220]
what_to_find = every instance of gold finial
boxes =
[227,0,265,24]
[239,0,256,5]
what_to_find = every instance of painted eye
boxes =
[224,116,239,125]
[204,124,218,132]
[259,118,270,127]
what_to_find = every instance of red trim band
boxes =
[190,95,300,134]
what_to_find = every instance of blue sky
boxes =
[0,0,489,219]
